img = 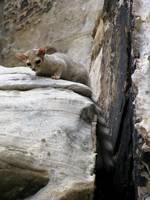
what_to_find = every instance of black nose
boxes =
[26,62,32,66]
[31,66,36,71]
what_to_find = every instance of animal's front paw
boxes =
[51,75,61,80]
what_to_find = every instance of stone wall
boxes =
[0,66,95,200]
[0,0,103,68]
[132,0,150,199]
[0,1,103,200]
[90,1,135,199]
[0,0,145,200]
[2,0,54,32]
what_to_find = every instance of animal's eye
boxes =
[35,59,41,64]
[26,62,32,66]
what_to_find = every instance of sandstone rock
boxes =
[0,0,104,68]
[90,1,135,199]
[0,66,95,200]
[0,0,104,199]
[132,0,150,199]
[0,165,49,200]
[0,0,141,199]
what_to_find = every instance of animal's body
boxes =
[16,48,90,86]
[16,48,114,170]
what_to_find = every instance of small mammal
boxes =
[16,48,90,86]
[16,48,114,170]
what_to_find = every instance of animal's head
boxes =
[15,48,46,71]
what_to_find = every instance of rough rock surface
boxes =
[0,0,103,199]
[0,0,103,68]
[132,0,150,199]
[1,0,147,199]
[0,66,95,200]
[90,1,135,199]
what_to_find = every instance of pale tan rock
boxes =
[0,65,95,200]
[132,0,150,198]
[0,0,104,69]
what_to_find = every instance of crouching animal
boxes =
[16,48,90,86]
[16,47,114,170]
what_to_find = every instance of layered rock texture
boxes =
[0,66,94,200]
[133,0,150,199]
[0,0,149,200]
[0,0,104,68]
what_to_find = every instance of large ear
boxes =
[37,48,46,56]
[15,52,28,61]
[45,46,57,54]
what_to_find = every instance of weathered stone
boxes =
[0,0,143,199]
[0,66,92,97]
[0,66,95,200]
[0,165,49,200]
[90,0,135,199]
[132,0,150,198]
[0,0,103,68]
[20,0,29,9]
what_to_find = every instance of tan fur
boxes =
[16,48,90,86]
